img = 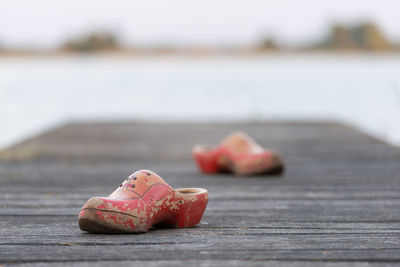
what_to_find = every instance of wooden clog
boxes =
[193,132,284,176]
[78,170,208,233]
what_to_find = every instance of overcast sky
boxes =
[0,0,399,49]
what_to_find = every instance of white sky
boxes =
[0,0,399,49]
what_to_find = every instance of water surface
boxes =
[1,54,399,149]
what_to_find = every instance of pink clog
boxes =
[78,170,208,233]
[193,132,284,176]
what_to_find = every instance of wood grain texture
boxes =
[0,121,399,265]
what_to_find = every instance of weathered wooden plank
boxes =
[1,199,400,222]
[3,231,400,252]
[1,245,400,262]
[2,216,400,233]
[6,260,400,267]
[1,187,400,200]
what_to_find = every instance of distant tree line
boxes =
[57,21,399,53]
[259,21,397,52]
[317,22,394,51]
[0,21,398,54]
[60,32,119,52]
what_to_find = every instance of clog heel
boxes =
[174,188,208,228]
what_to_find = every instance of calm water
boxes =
[1,54,400,149]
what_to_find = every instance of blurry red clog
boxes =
[193,132,284,176]
[78,170,208,233]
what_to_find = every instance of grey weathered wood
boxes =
[1,122,400,265]
[6,261,400,267]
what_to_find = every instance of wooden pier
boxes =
[1,122,400,266]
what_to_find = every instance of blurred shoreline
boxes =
[1,50,400,59]
[1,21,399,57]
